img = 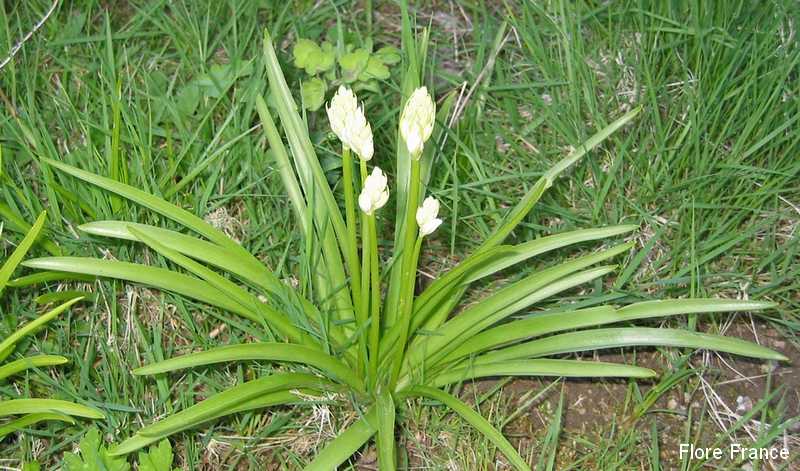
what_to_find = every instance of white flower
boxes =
[326,86,374,161]
[348,117,374,161]
[416,196,442,236]
[358,167,389,215]
[399,87,435,158]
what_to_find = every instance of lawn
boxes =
[1,0,798,469]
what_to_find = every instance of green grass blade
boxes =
[112,373,335,456]
[0,355,68,381]
[22,257,255,322]
[432,359,656,388]
[476,327,787,364]
[0,399,104,419]
[133,343,363,392]
[0,210,46,297]
[376,389,396,470]
[304,406,378,471]
[0,412,76,439]
[0,297,83,363]
[400,386,530,471]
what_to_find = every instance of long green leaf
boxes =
[376,389,396,470]
[431,359,656,388]
[22,258,254,322]
[262,30,355,333]
[304,406,378,471]
[412,225,638,336]
[40,158,244,254]
[399,386,530,471]
[0,211,46,297]
[407,242,632,369]
[408,107,641,335]
[0,412,75,439]
[112,373,335,455]
[444,299,777,362]
[128,226,308,344]
[8,271,95,288]
[475,327,787,364]
[0,355,68,381]
[0,399,104,419]
[80,221,279,293]
[111,390,303,455]
[0,297,83,363]
[133,343,362,392]
[406,264,619,376]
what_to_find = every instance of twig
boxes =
[0,0,59,72]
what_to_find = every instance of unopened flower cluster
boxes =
[327,86,441,236]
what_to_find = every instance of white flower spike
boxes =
[399,87,435,158]
[358,167,390,215]
[416,196,443,236]
[326,85,374,161]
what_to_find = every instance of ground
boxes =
[0,0,798,469]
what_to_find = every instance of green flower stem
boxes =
[367,214,381,388]
[341,146,362,319]
[389,158,422,386]
[357,159,370,377]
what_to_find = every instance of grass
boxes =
[1,0,798,468]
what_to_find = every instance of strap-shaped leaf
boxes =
[112,373,335,456]
[0,399,104,419]
[40,158,247,255]
[0,412,75,439]
[376,389,396,470]
[128,226,309,345]
[431,359,656,388]
[407,265,619,376]
[22,257,253,321]
[444,299,777,362]
[262,31,354,332]
[0,211,46,297]
[411,225,638,337]
[80,221,279,293]
[406,242,632,369]
[8,271,95,288]
[133,343,363,392]
[0,297,83,363]
[305,406,378,471]
[474,327,787,365]
[399,386,530,471]
[0,355,68,381]
[111,390,304,455]
[406,107,641,335]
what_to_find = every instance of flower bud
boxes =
[358,167,389,215]
[399,87,435,158]
[416,196,442,236]
[326,86,374,161]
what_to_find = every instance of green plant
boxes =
[62,427,129,471]
[62,428,177,471]
[0,212,104,441]
[292,33,400,111]
[23,25,787,470]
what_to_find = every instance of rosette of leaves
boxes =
[0,212,104,440]
[292,37,400,111]
[23,27,787,471]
